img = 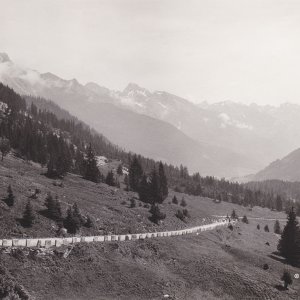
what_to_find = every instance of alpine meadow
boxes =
[0,1,300,299]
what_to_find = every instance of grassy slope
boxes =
[1,154,299,299]
[1,223,299,300]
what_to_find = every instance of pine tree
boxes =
[281,271,293,290]
[242,215,249,224]
[22,200,35,227]
[149,169,160,203]
[84,143,101,183]
[149,204,166,224]
[264,225,269,232]
[158,162,168,201]
[138,174,151,203]
[117,163,123,175]
[0,137,10,161]
[172,195,178,204]
[64,207,80,234]
[44,193,55,213]
[257,224,260,230]
[274,220,281,234]
[231,209,238,220]
[128,155,143,191]
[180,197,187,207]
[105,170,115,186]
[124,174,129,191]
[275,195,283,211]
[72,203,83,226]
[5,185,14,207]
[53,196,63,222]
[278,208,300,265]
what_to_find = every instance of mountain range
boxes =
[2,52,300,179]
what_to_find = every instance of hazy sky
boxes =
[1,0,300,105]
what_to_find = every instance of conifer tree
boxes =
[158,162,168,201]
[105,170,115,186]
[149,204,166,224]
[242,215,249,224]
[128,155,143,191]
[281,271,293,290]
[149,169,160,203]
[274,220,281,234]
[264,225,269,232]
[84,143,101,183]
[72,203,84,226]
[275,195,283,211]
[0,137,10,161]
[278,208,300,265]
[231,209,238,220]
[138,174,151,203]
[124,174,129,191]
[180,197,187,207]
[5,185,14,207]
[172,195,178,204]
[257,224,260,230]
[117,163,123,175]
[64,207,80,234]
[22,200,35,227]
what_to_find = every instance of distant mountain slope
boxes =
[252,148,300,182]
[0,52,255,177]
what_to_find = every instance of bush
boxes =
[149,204,166,224]
[175,210,185,222]
[281,270,293,289]
[228,224,233,231]
[183,209,190,218]
[257,224,260,230]
[274,220,281,234]
[263,263,269,270]
[264,225,269,232]
[242,215,249,224]
[144,203,150,208]
[180,197,187,207]
[172,195,178,204]
[121,200,127,205]
[22,200,35,227]
[231,209,238,220]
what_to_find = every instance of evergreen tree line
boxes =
[0,83,294,214]
[128,156,168,204]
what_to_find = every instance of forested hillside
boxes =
[0,83,296,216]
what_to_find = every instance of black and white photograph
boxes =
[0,0,300,299]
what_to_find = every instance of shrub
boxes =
[264,225,269,232]
[4,185,14,207]
[149,204,166,224]
[274,220,281,234]
[281,270,293,290]
[172,195,178,204]
[180,197,187,207]
[263,263,269,270]
[22,200,35,227]
[231,209,238,220]
[85,215,94,228]
[228,224,233,231]
[242,215,249,224]
[257,224,260,230]
[183,209,190,218]
[121,200,127,205]
[175,210,185,222]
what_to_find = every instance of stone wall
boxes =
[0,219,233,249]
